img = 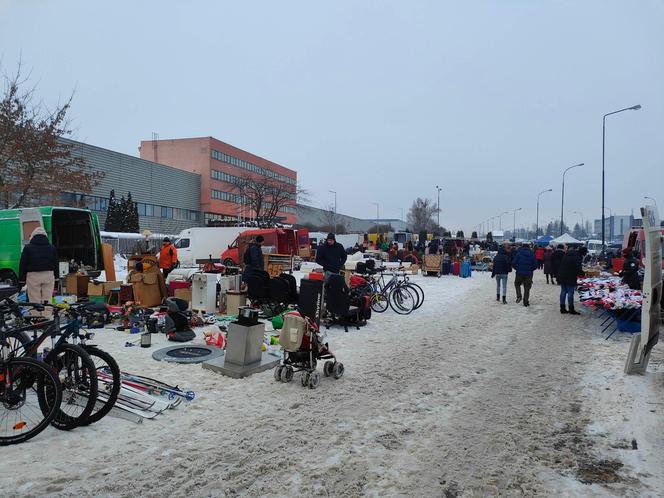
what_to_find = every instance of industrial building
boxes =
[139,137,297,226]
[62,139,202,234]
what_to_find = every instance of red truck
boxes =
[618,227,664,270]
[220,228,309,266]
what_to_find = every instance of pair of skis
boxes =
[97,369,195,423]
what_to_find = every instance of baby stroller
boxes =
[274,279,344,389]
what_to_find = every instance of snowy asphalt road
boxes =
[3,272,663,497]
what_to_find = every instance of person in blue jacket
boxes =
[316,233,347,278]
[491,244,512,304]
[511,243,537,307]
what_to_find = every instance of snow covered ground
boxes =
[2,271,663,497]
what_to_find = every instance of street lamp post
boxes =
[536,188,552,239]
[329,190,337,234]
[644,196,657,207]
[436,185,442,228]
[512,208,522,240]
[498,211,509,230]
[560,163,584,235]
[372,202,380,240]
[602,104,641,249]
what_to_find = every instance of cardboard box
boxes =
[174,288,192,303]
[102,281,123,295]
[88,282,105,296]
[129,271,166,307]
[66,274,90,296]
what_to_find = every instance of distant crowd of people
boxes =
[490,241,641,313]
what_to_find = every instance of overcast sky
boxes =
[1,0,662,234]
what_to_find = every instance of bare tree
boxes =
[407,197,440,233]
[230,174,306,225]
[0,63,102,209]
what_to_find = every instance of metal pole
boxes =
[644,196,657,207]
[436,185,442,228]
[329,190,337,234]
[602,104,641,249]
[561,163,584,235]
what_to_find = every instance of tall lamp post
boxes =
[498,211,509,230]
[536,188,552,239]
[560,163,584,235]
[603,207,613,242]
[644,196,657,207]
[512,208,522,240]
[329,190,337,234]
[602,104,641,249]
[372,202,380,240]
[435,185,442,228]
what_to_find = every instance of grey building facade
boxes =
[296,205,410,233]
[593,214,634,242]
[62,139,203,234]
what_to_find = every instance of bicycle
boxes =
[0,292,63,445]
[0,299,100,430]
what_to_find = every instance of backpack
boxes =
[243,244,253,265]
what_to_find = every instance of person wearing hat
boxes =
[19,227,58,317]
[315,232,347,278]
[242,235,265,283]
[619,247,641,290]
[158,237,178,279]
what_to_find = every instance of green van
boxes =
[0,206,103,285]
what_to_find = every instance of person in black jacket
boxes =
[19,227,58,317]
[619,248,641,290]
[551,244,565,285]
[315,233,347,277]
[557,246,583,314]
[491,245,512,304]
[241,235,265,284]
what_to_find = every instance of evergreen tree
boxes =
[104,189,120,232]
[456,230,465,238]
[126,192,140,232]
[471,231,478,239]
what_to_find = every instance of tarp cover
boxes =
[551,233,582,245]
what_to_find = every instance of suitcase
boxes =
[453,261,460,276]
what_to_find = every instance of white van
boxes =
[586,239,604,256]
[174,227,245,267]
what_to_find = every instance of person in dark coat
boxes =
[19,227,58,317]
[543,247,555,284]
[241,235,265,284]
[557,246,583,314]
[619,248,641,290]
[551,244,565,284]
[511,243,537,307]
[491,245,512,304]
[315,233,347,276]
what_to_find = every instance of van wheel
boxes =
[223,259,235,267]
[0,270,18,287]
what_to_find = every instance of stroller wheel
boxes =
[274,365,284,382]
[281,365,294,383]
[323,361,334,377]
[308,371,321,389]
[333,362,345,380]
[300,372,310,387]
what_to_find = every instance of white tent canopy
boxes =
[551,233,582,245]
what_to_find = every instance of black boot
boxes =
[515,296,522,303]
[496,294,500,302]
[546,275,550,284]
[502,296,507,304]
[560,304,568,314]
[568,305,580,315]
[523,300,529,307]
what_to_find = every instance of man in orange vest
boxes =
[159,237,178,279]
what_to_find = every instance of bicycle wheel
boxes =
[389,286,415,315]
[370,292,390,313]
[81,346,120,425]
[0,357,62,445]
[39,343,98,430]
[406,282,425,309]
[3,330,32,357]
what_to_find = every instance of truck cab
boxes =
[622,227,664,269]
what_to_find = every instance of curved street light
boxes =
[602,104,641,247]
[644,196,657,207]
[512,208,522,240]
[561,163,584,235]
[536,188,553,238]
